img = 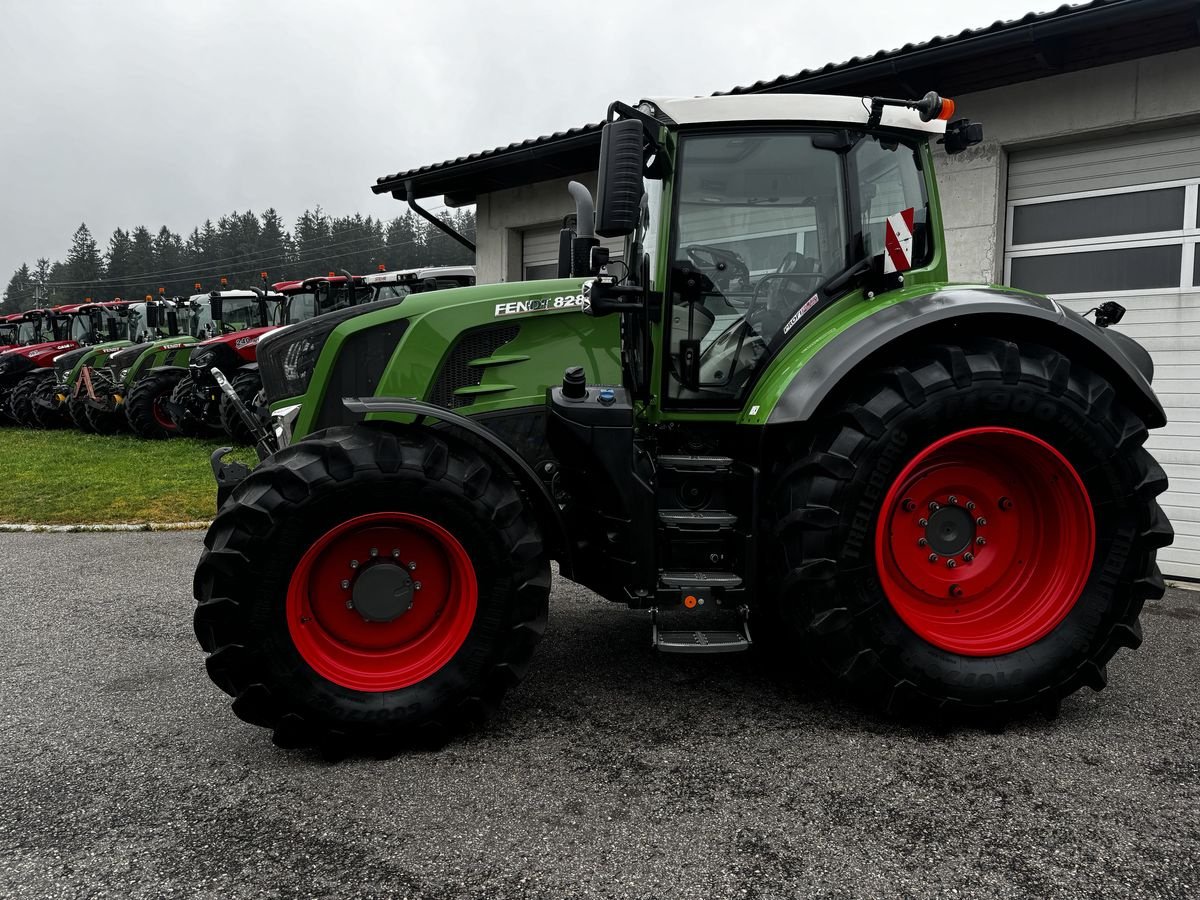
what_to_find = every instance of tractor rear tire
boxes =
[30,377,69,429]
[68,393,93,431]
[218,370,263,445]
[770,338,1171,723]
[168,374,218,438]
[193,424,550,752]
[84,404,126,435]
[126,370,185,439]
[10,374,45,427]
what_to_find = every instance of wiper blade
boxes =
[820,257,871,299]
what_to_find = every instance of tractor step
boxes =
[658,509,737,528]
[657,454,733,473]
[660,571,743,589]
[651,606,752,655]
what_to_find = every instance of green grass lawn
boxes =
[0,428,255,524]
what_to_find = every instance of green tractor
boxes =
[81,290,268,438]
[195,93,1173,752]
[48,299,162,430]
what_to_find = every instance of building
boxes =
[375,0,1200,579]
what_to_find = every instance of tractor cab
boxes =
[271,275,374,326]
[362,265,477,302]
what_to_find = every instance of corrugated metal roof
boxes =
[720,0,1123,95]
[374,0,1200,200]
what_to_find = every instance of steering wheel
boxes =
[685,244,751,292]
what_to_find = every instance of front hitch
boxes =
[212,368,276,460]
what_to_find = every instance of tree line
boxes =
[1,207,476,312]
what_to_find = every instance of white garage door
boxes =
[522,225,623,281]
[1005,126,1200,581]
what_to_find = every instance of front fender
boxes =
[342,397,573,575]
[757,287,1165,429]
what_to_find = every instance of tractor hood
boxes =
[199,325,275,361]
[3,339,79,364]
[106,342,156,369]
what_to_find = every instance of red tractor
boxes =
[0,303,112,425]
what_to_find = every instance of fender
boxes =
[148,365,189,376]
[342,397,574,575]
[766,287,1166,429]
[239,362,260,373]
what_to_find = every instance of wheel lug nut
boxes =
[345,600,353,609]
[918,517,929,527]
[413,581,423,591]
[340,579,350,589]
[966,501,976,511]
[349,560,359,569]
[370,547,378,558]
[976,517,987,526]
[963,552,974,562]
[999,497,1012,511]
[976,537,986,546]
[407,561,417,571]
[929,501,940,511]
[928,553,938,563]
[391,548,401,559]
[948,495,958,505]
[949,584,963,598]
[902,499,916,512]
[946,559,957,569]
[918,538,928,547]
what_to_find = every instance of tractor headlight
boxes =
[259,304,381,403]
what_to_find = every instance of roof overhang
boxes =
[648,94,947,133]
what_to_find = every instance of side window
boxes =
[852,137,930,266]
[71,316,92,341]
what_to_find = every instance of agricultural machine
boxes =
[0,303,116,426]
[194,93,1172,752]
[79,290,267,437]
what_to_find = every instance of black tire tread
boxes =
[126,369,185,439]
[771,338,1170,721]
[193,424,550,751]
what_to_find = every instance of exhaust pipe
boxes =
[568,181,600,277]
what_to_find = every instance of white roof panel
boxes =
[646,94,948,135]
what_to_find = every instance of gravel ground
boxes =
[0,531,1196,900]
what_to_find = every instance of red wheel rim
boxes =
[286,512,478,691]
[152,395,176,430]
[875,427,1094,656]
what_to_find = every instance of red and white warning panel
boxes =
[883,207,915,274]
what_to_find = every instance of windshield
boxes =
[186,295,261,336]
[665,130,929,404]
[283,291,319,325]
[125,303,150,341]
[69,313,94,342]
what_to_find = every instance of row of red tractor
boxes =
[0,266,474,442]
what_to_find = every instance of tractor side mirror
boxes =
[210,294,224,324]
[107,318,119,340]
[146,304,160,328]
[167,310,179,334]
[594,118,645,239]
[942,119,984,155]
[557,218,575,278]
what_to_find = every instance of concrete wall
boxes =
[938,46,1200,284]
[473,172,601,283]
[472,46,1200,285]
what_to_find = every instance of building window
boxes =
[1005,180,1200,299]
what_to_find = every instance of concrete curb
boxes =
[0,522,210,533]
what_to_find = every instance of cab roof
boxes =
[645,94,947,134]
[362,265,476,285]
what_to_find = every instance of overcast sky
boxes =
[1,0,1060,286]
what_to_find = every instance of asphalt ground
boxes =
[0,531,1196,900]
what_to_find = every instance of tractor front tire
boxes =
[218,370,263,444]
[30,378,69,429]
[68,393,93,431]
[10,374,45,427]
[84,404,126,435]
[169,374,219,438]
[126,370,185,439]
[193,424,550,752]
[770,338,1171,722]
